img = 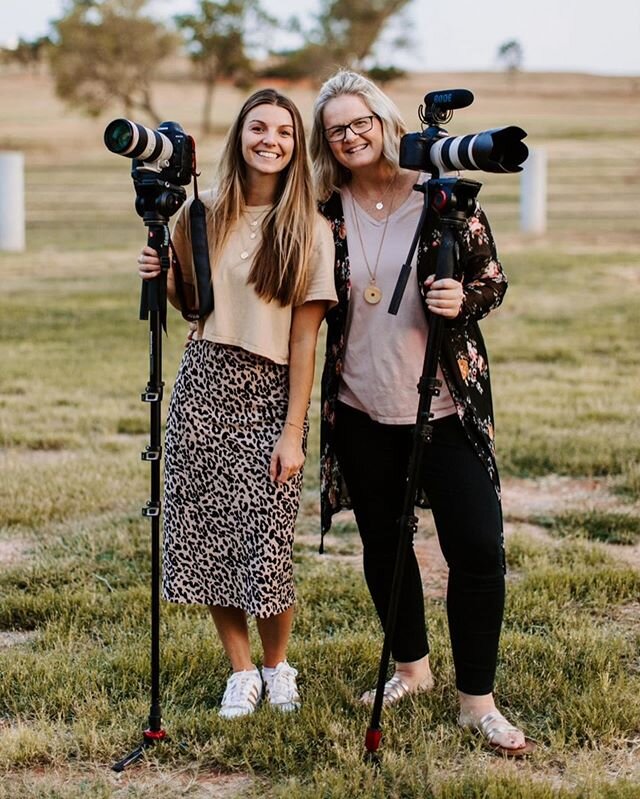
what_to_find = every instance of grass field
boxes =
[0,69,639,798]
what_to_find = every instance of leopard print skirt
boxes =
[162,340,304,618]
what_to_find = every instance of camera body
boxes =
[104,119,194,219]
[399,90,528,177]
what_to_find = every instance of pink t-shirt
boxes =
[338,182,456,424]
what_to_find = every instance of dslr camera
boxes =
[400,89,528,177]
[104,119,194,219]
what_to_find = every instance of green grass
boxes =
[1,531,639,796]
[487,250,640,492]
[1,220,639,799]
[532,510,640,545]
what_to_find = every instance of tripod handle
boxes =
[388,187,429,316]
[432,225,458,283]
[140,222,170,325]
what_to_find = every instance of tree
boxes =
[49,0,177,122]
[497,40,524,73]
[265,0,412,80]
[316,0,411,68]
[1,36,51,73]
[175,0,274,136]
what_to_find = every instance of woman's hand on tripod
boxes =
[424,274,464,318]
[137,246,162,280]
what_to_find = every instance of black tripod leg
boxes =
[113,226,169,771]
[364,224,458,756]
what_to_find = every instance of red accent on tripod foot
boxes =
[365,728,382,752]
[143,728,167,742]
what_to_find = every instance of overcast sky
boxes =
[1,0,639,76]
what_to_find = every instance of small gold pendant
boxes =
[240,251,249,260]
[364,284,382,304]
[375,201,384,210]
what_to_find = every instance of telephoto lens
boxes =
[427,126,528,174]
[104,119,173,164]
[400,126,528,175]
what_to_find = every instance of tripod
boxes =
[364,176,481,757]
[112,210,173,772]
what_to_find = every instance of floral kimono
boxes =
[318,190,508,548]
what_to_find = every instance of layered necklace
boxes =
[239,207,269,260]
[350,173,397,305]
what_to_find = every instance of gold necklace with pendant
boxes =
[239,207,268,261]
[353,171,397,213]
[350,180,395,305]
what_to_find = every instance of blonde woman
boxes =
[310,71,534,756]
[138,89,336,719]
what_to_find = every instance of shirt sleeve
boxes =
[300,214,338,308]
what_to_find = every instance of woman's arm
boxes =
[269,300,328,484]
[456,202,508,322]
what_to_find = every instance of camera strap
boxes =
[189,169,214,318]
[169,145,214,321]
[169,239,198,322]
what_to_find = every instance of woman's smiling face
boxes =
[240,103,295,179]
[322,94,384,173]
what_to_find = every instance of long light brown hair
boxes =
[208,89,315,306]
[310,70,407,201]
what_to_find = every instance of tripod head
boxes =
[133,171,188,227]
[387,176,481,316]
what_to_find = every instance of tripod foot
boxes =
[112,728,168,772]
[364,727,382,755]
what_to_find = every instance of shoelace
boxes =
[223,672,261,708]
[267,664,299,703]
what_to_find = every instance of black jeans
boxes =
[334,401,506,695]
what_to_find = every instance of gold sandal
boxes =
[458,709,536,757]
[360,674,432,707]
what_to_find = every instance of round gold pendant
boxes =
[364,285,382,304]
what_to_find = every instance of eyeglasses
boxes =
[323,115,378,142]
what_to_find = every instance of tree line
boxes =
[1,0,413,134]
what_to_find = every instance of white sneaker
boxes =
[219,669,262,719]
[262,661,301,712]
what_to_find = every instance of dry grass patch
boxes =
[0,765,257,799]
[0,537,33,567]
[0,631,39,649]
[502,475,638,521]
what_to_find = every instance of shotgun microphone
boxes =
[423,89,474,111]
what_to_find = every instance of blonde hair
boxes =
[208,89,315,306]
[310,70,408,201]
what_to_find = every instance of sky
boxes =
[0,0,639,76]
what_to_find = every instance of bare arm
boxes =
[269,300,328,484]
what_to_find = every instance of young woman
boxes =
[310,71,533,756]
[137,89,336,719]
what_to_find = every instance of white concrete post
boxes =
[0,152,26,252]
[520,146,547,234]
